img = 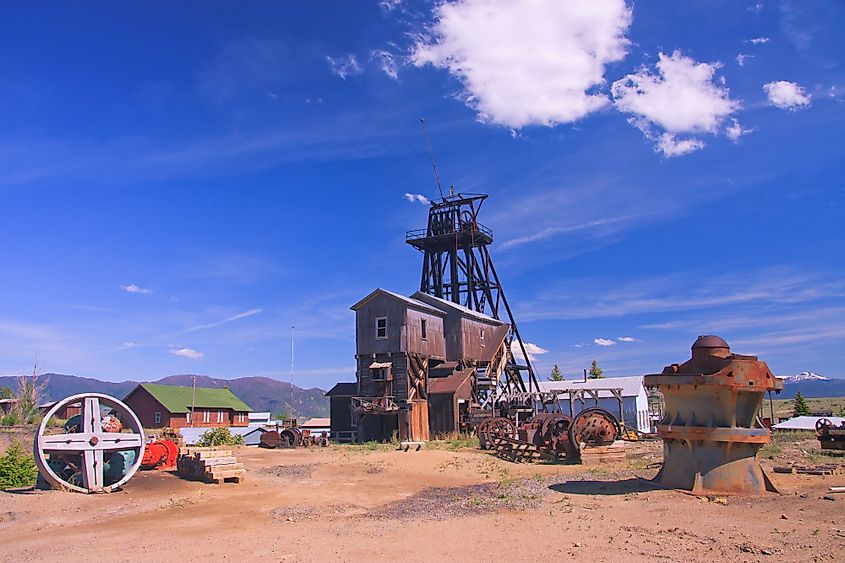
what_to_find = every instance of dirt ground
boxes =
[2,438,845,562]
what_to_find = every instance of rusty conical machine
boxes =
[644,335,783,495]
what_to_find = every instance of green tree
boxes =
[792,391,811,417]
[0,439,38,490]
[548,364,564,381]
[196,427,244,447]
[588,360,604,379]
[0,386,12,400]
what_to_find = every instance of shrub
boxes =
[196,427,244,447]
[0,439,38,490]
[0,412,21,426]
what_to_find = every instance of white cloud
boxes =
[749,2,764,12]
[594,338,616,346]
[121,341,136,349]
[370,50,399,80]
[379,0,403,13]
[655,133,705,157]
[747,36,770,44]
[411,0,633,129]
[612,50,740,156]
[404,192,430,205]
[617,336,638,342]
[735,53,753,67]
[510,341,549,362]
[169,347,204,360]
[326,54,363,80]
[763,80,811,110]
[121,283,153,295]
[725,118,753,142]
[179,308,263,334]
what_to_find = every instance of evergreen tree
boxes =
[0,386,12,400]
[548,365,564,381]
[588,360,604,379]
[792,391,811,417]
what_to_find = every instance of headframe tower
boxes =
[406,193,539,394]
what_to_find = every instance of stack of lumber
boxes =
[177,446,245,484]
[579,441,627,466]
[492,436,560,463]
[773,464,843,476]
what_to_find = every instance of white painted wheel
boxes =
[33,393,146,493]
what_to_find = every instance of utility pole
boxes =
[290,326,296,423]
[190,375,196,427]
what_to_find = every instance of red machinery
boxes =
[141,440,179,470]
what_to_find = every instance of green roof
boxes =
[135,383,252,413]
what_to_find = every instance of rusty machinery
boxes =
[34,393,146,493]
[816,418,845,451]
[644,335,783,495]
[477,393,621,461]
[140,439,179,470]
[260,427,329,449]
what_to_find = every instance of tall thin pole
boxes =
[190,375,196,427]
[290,326,296,423]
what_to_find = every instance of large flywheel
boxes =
[34,393,146,493]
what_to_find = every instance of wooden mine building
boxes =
[332,288,511,442]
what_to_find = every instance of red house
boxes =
[123,383,252,429]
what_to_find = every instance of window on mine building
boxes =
[480,328,486,347]
[154,411,161,424]
[376,317,387,339]
[421,319,427,340]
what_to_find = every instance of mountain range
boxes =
[0,373,330,418]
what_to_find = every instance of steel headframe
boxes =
[406,192,539,393]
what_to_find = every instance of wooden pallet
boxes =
[177,447,245,484]
[491,436,560,463]
[579,441,627,466]
[773,464,843,476]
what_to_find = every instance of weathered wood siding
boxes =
[404,308,446,359]
[460,317,502,362]
[428,393,456,436]
[330,396,355,433]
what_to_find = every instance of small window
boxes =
[421,319,427,340]
[480,328,486,347]
[375,317,387,339]
[372,368,386,381]
[187,411,192,424]
[217,410,224,423]
[203,410,210,423]
[154,411,161,424]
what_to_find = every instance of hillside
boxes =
[0,372,329,418]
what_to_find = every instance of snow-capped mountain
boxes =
[779,371,831,384]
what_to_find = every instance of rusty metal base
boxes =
[653,439,778,495]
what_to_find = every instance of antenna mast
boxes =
[419,117,445,200]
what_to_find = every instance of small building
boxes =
[37,400,82,420]
[772,416,845,431]
[300,417,331,438]
[428,368,474,436]
[537,376,651,434]
[248,412,272,426]
[326,382,357,442]
[123,383,252,429]
[0,398,18,415]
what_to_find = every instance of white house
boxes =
[536,376,651,433]
[248,412,272,426]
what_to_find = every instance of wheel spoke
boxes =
[83,397,102,434]
[39,433,91,452]
[97,433,144,451]
[82,449,104,492]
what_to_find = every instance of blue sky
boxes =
[1,1,843,387]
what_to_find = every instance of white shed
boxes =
[772,416,845,431]
[536,376,651,433]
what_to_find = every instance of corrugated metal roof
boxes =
[131,383,252,413]
[411,291,503,324]
[536,376,645,398]
[773,416,845,430]
[429,369,474,394]
[350,288,446,316]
